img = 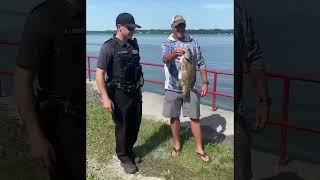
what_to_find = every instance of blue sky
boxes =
[87,0,233,30]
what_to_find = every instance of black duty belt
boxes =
[107,82,140,93]
[37,92,84,117]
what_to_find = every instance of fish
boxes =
[178,47,196,103]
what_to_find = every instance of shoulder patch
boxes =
[104,38,116,46]
[132,49,139,55]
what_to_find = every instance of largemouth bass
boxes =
[178,47,196,103]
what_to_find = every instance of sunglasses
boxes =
[174,23,186,29]
[124,25,135,31]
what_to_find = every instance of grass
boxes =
[0,146,49,179]
[0,104,49,180]
[87,100,234,180]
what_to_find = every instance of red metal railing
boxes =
[0,70,15,96]
[86,56,234,111]
[0,40,20,46]
[265,72,320,164]
[0,41,17,96]
[2,40,320,165]
[87,55,320,165]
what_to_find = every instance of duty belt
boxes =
[107,82,140,94]
[38,93,84,117]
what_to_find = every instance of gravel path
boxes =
[87,156,165,180]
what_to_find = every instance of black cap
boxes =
[116,13,141,28]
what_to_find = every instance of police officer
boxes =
[15,0,85,179]
[96,12,144,174]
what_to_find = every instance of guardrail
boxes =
[0,71,14,97]
[265,72,320,164]
[87,55,320,165]
[86,56,234,111]
[0,41,17,96]
[2,40,320,165]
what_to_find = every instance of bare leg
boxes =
[170,117,181,151]
[191,118,210,161]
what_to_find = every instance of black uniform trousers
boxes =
[107,86,142,163]
[38,99,85,180]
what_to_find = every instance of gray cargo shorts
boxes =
[162,88,201,119]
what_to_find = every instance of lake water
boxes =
[86,33,234,111]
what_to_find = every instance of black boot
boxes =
[130,152,142,164]
[120,161,138,174]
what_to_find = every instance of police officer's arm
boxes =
[96,43,112,103]
[15,10,51,140]
[96,68,110,100]
[15,68,44,139]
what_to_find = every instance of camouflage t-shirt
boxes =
[160,34,206,92]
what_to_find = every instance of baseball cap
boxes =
[171,15,186,27]
[116,12,141,28]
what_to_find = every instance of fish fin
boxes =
[182,86,191,103]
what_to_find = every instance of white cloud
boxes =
[203,3,233,10]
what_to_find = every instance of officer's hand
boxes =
[174,47,185,57]
[29,134,56,170]
[102,97,114,112]
[254,103,270,131]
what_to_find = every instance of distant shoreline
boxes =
[87,29,233,35]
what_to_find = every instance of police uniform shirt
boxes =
[16,2,53,71]
[16,0,85,99]
[97,35,135,80]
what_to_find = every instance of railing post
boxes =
[279,78,290,165]
[212,72,218,111]
[87,56,91,81]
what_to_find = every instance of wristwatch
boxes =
[257,97,272,105]
[203,81,209,85]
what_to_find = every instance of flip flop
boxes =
[170,147,182,157]
[195,151,211,162]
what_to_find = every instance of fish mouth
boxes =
[184,57,191,62]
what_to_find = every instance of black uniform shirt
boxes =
[97,35,135,80]
[16,0,85,100]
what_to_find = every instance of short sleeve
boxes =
[96,43,113,70]
[161,41,171,62]
[244,12,265,71]
[194,39,206,70]
[16,10,51,72]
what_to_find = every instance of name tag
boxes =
[64,27,85,35]
[118,50,128,54]
[132,49,139,55]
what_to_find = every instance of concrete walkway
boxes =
[141,91,234,135]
